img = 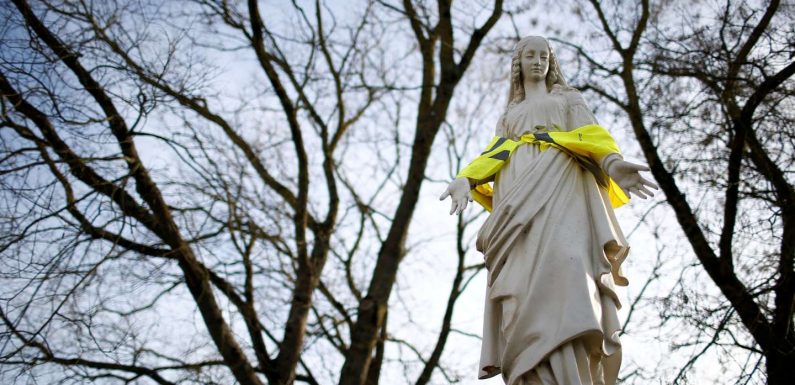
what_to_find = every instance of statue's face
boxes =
[520,37,549,83]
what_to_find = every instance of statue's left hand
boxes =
[603,154,659,199]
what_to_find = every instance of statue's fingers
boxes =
[439,188,450,200]
[638,184,655,197]
[640,176,659,190]
[626,162,650,172]
[449,201,458,215]
[458,199,468,215]
[628,187,647,199]
[635,188,649,199]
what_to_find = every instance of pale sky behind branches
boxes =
[0,0,768,384]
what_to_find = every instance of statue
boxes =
[439,36,658,385]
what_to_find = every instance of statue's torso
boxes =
[501,91,569,139]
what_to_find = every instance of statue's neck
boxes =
[523,79,547,99]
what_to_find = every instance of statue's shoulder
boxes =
[495,113,508,135]
[553,86,588,107]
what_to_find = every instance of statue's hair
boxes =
[504,36,571,112]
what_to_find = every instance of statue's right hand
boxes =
[439,177,473,215]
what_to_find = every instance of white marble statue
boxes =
[439,36,658,385]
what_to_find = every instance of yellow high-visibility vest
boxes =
[457,124,630,212]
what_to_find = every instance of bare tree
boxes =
[337,1,503,383]
[0,0,506,384]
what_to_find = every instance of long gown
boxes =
[477,87,629,385]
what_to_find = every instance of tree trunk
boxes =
[766,346,795,385]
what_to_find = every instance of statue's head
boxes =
[506,36,568,109]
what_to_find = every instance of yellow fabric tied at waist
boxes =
[456,124,630,212]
